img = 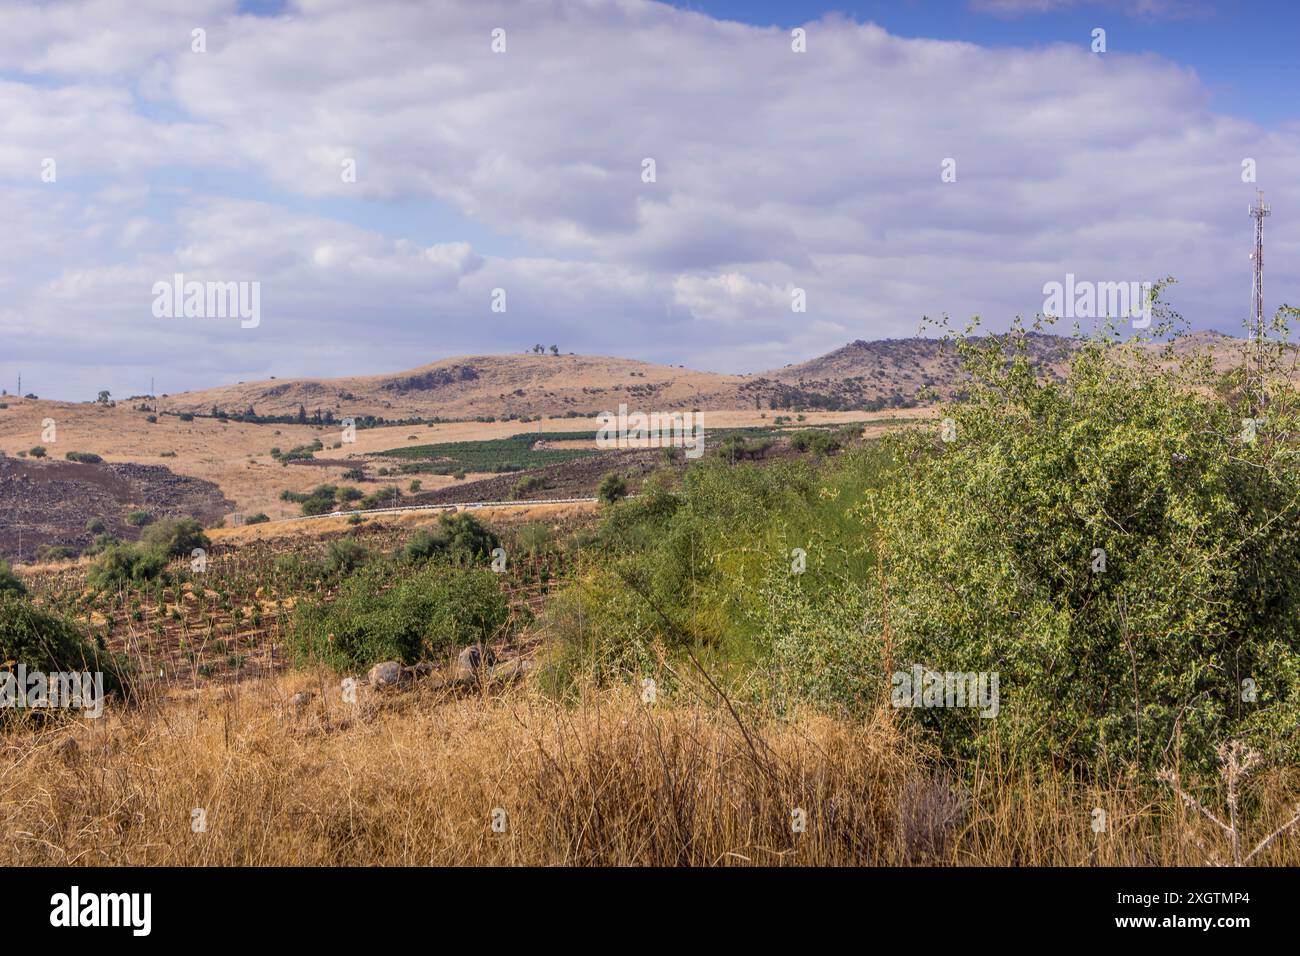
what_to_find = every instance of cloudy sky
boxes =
[2,0,1297,401]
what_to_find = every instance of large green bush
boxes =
[0,593,126,702]
[290,563,510,670]
[858,316,1300,771]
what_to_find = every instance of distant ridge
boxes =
[160,331,1258,421]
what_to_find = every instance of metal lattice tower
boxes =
[1249,189,1270,341]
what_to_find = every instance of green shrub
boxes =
[788,430,842,456]
[29,446,46,459]
[65,451,104,464]
[141,517,210,557]
[403,528,449,564]
[290,563,510,670]
[360,487,402,510]
[597,471,628,504]
[245,513,270,525]
[85,533,121,556]
[125,510,153,527]
[437,512,500,562]
[87,544,167,590]
[858,314,1300,772]
[0,560,26,596]
[85,518,106,535]
[511,474,549,499]
[322,538,370,576]
[0,594,126,704]
[38,546,79,562]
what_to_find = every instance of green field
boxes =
[376,432,601,473]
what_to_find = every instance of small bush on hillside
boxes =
[403,528,449,564]
[720,434,775,461]
[0,560,26,596]
[85,533,121,556]
[87,544,167,590]
[141,517,210,558]
[788,430,842,456]
[597,472,628,505]
[38,546,79,562]
[85,518,106,534]
[29,446,46,458]
[437,512,500,562]
[245,513,270,525]
[65,451,104,464]
[125,511,153,527]
[322,539,370,576]
[512,474,549,499]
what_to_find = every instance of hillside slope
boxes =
[148,329,1271,423]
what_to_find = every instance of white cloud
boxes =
[0,0,1294,400]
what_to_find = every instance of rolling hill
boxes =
[157,332,1112,423]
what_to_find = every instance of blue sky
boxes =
[678,0,1300,125]
[1,0,1296,400]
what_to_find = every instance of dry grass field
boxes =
[4,677,1297,866]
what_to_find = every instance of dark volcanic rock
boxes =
[0,457,233,562]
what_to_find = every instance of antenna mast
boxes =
[1247,189,1271,405]
[1249,189,1270,341]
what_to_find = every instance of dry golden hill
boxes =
[162,353,750,421]
[161,331,1265,424]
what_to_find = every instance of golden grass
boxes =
[3,674,1296,866]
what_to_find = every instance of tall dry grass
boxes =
[2,674,1297,866]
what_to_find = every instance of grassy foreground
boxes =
[3,673,1298,866]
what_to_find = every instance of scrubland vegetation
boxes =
[3,303,1300,865]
